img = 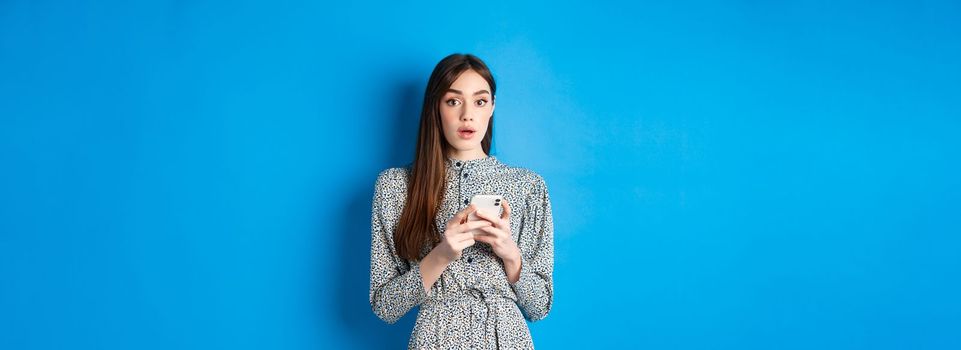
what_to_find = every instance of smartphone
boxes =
[468,194,504,222]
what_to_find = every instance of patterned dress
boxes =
[369,156,554,349]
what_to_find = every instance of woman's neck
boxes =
[447,148,487,161]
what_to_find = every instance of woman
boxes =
[369,53,554,349]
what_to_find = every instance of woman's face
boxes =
[439,69,494,158]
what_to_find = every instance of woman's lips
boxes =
[457,130,475,139]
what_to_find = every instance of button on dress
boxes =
[369,156,554,349]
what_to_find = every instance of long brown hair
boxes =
[395,53,496,261]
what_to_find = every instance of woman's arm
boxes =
[502,252,522,284]
[421,204,491,295]
[509,175,555,321]
[369,170,489,323]
[419,249,450,295]
[368,170,427,324]
[473,202,523,284]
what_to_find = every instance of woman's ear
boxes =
[491,95,496,116]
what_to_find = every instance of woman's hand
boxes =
[472,199,522,264]
[434,204,492,263]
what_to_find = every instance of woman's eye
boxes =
[445,99,461,106]
[475,99,488,107]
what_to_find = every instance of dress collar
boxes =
[445,155,499,170]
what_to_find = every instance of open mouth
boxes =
[457,127,476,139]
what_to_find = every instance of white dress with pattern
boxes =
[369,156,554,349]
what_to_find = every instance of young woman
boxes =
[369,54,554,349]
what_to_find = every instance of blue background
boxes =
[2,1,959,349]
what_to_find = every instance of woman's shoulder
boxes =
[373,166,411,194]
[496,160,548,191]
[376,166,410,181]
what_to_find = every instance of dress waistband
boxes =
[423,288,515,307]
[421,288,515,344]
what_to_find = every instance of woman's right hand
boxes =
[434,204,491,263]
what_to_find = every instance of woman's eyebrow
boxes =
[445,88,491,96]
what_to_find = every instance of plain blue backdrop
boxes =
[2,0,959,349]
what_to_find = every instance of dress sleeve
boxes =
[510,175,555,321]
[368,170,427,324]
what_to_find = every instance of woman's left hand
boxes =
[472,199,521,263]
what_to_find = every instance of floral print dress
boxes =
[369,156,554,349]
